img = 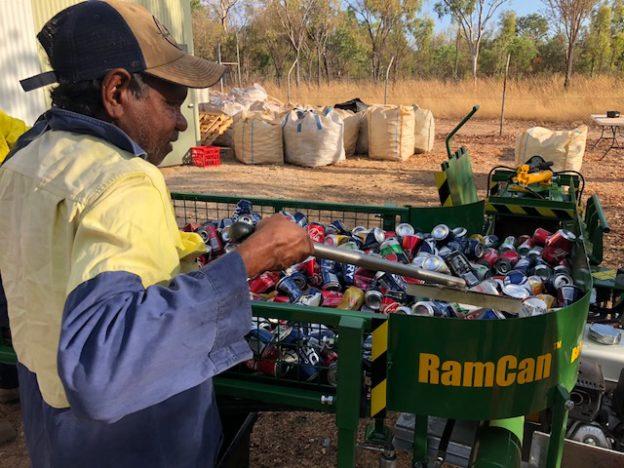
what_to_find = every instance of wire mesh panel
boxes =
[170,192,409,231]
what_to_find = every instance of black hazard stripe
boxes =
[370,318,388,417]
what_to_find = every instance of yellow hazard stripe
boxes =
[593,269,617,281]
[536,207,557,218]
[371,321,388,361]
[486,203,575,219]
[370,380,387,416]
[507,204,527,215]
[370,319,388,417]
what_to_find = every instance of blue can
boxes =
[478,309,506,320]
[329,220,349,235]
[234,199,253,218]
[276,274,305,302]
[375,272,407,292]
[341,262,357,285]
[292,212,308,227]
[307,328,336,350]
[514,257,533,273]
[297,345,321,381]
[278,325,305,346]
[418,238,439,256]
[461,239,484,259]
[362,228,385,249]
[483,235,500,249]
[246,328,273,357]
[504,269,527,286]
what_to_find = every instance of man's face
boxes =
[118,75,188,166]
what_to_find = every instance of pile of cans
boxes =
[185,200,583,384]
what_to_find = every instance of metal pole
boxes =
[235,32,242,87]
[313,244,465,288]
[384,56,395,105]
[287,58,298,105]
[445,105,480,158]
[499,53,511,137]
[217,42,224,93]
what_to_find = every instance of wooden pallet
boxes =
[199,112,233,145]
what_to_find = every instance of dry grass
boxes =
[263,75,623,122]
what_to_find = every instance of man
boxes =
[0,1,312,466]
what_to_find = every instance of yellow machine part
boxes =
[513,164,553,187]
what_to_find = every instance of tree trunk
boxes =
[453,28,460,80]
[295,49,301,87]
[317,46,322,88]
[471,45,479,82]
[564,42,574,89]
[323,53,330,84]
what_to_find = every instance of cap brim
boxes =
[145,54,225,89]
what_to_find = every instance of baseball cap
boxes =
[20,0,225,92]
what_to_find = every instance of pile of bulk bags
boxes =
[515,125,588,172]
[283,108,345,167]
[233,111,284,165]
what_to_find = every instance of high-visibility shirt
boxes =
[0,107,252,467]
[0,109,28,164]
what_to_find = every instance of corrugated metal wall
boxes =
[28,0,200,166]
[0,0,47,124]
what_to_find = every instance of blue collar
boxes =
[5,108,146,162]
[46,108,146,157]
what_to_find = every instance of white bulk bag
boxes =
[368,105,416,161]
[282,108,345,167]
[413,106,435,153]
[233,111,283,165]
[515,125,588,172]
[355,105,379,155]
[333,108,361,157]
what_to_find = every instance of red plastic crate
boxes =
[189,146,221,167]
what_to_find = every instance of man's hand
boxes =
[236,215,314,278]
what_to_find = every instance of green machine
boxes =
[164,190,594,468]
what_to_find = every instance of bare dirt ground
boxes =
[0,118,621,467]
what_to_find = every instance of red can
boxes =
[401,235,423,261]
[532,228,552,246]
[402,276,425,285]
[295,257,318,277]
[203,224,223,255]
[272,295,291,303]
[384,231,397,240]
[479,248,499,268]
[183,222,201,232]
[321,290,343,308]
[354,268,375,290]
[380,296,400,314]
[248,271,280,294]
[542,229,576,265]
[307,222,326,243]
[495,250,520,275]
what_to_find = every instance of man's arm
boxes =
[58,175,251,423]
